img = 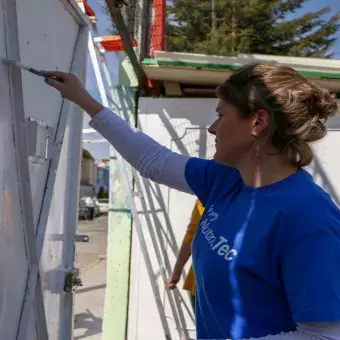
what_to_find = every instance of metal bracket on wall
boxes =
[46,268,83,294]
[75,234,90,242]
[64,268,83,293]
[26,117,57,164]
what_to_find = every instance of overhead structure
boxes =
[143,51,340,95]
[104,0,146,93]
[94,35,138,51]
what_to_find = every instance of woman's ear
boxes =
[251,109,271,137]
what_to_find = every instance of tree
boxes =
[166,0,340,58]
[97,186,109,199]
[82,149,94,160]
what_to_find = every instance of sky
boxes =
[82,0,117,160]
[83,0,340,160]
[292,0,340,57]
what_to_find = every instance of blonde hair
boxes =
[217,63,339,167]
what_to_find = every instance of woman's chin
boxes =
[213,153,222,163]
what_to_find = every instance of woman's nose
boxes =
[208,121,217,135]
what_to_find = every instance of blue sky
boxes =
[83,0,340,160]
[82,0,116,160]
[292,0,340,57]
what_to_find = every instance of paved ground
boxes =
[73,215,108,340]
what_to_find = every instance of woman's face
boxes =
[208,100,255,167]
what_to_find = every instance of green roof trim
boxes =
[143,58,340,80]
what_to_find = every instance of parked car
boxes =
[79,196,95,220]
[92,197,101,217]
[78,200,89,220]
[97,198,109,214]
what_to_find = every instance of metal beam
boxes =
[35,26,86,261]
[105,0,146,94]
[83,128,97,134]
[83,139,108,144]
[60,0,91,26]
[60,22,89,340]
[2,0,48,338]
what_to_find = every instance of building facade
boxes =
[79,149,97,198]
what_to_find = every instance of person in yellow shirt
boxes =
[166,199,204,311]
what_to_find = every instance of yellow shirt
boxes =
[182,199,204,295]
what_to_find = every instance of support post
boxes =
[87,28,135,340]
[103,89,135,340]
[105,0,146,93]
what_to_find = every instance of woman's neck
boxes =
[237,154,299,188]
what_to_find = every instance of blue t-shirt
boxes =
[185,158,340,339]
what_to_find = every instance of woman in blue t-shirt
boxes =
[43,64,340,340]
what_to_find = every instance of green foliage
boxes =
[97,186,109,199]
[82,149,94,160]
[167,0,340,58]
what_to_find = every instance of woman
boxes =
[43,64,340,340]
[167,199,204,311]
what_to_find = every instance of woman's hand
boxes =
[42,71,104,117]
[166,270,181,290]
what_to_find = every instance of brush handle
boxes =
[46,75,64,83]
[29,68,64,83]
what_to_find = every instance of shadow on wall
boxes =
[141,98,218,127]
[130,98,218,339]
[117,91,198,339]
[144,98,340,206]
[139,178,195,340]
[131,96,340,339]
[74,309,103,340]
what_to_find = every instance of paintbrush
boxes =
[1,58,64,83]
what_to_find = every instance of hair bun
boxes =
[308,88,338,121]
[298,118,326,143]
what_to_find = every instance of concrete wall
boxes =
[81,158,97,187]
[129,97,340,340]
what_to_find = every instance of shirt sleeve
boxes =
[183,199,204,244]
[89,108,191,193]
[281,206,340,323]
[184,157,241,206]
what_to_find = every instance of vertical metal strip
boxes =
[33,274,49,340]
[59,24,88,340]
[86,26,133,340]
[2,0,49,339]
[35,25,85,259]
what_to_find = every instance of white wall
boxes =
[0,0,86,339]
[0,15,29,339]
[17,0,79,225]
[129,97,340,340]
[128,98,216,340]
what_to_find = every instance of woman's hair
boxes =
[217,63,339,167]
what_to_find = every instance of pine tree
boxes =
[166,0,340,58]
[97,186,106,199]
